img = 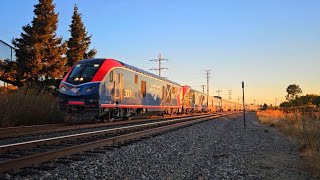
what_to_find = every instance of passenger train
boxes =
[59,58,242,123]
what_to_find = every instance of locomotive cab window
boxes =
[67,61,102,85]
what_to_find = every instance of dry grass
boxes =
[257,110,320,175]
[257,110,285,126]
[0,85,64,127]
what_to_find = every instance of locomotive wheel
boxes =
[125,116,132,121]
[104,112,114,122]
[108,118,114,122]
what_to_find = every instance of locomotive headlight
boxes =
[60,86,67,93]
[85,86,95,93]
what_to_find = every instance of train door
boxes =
[114,73,123,102]
[141,80,146,98]
[192,93,195,107]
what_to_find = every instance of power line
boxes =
[149,53,168,77]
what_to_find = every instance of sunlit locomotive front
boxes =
[59,58,184,123]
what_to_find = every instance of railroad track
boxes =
[0,112,239,173]
[0,113,212,139]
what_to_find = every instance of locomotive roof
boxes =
[80,58,181,86]
[213,96,222,99]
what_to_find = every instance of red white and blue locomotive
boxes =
[59,58,240,123]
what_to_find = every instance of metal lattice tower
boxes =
[149,53,168,77]
[216,90,222,96]
[228,90,232,101]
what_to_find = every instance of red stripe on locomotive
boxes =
[62,65,74,82]
[91,59,123,82]
[68,101,85,105]
[100,104,181,109]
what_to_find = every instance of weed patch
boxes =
[0,85,64,127]
[257,110,320,176]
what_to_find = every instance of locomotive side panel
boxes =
[208,96,218,112]
[100,67,182,115]
[183,88,208,112]
[212,96,222,112]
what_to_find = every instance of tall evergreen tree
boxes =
[67,4,97,67]
[12,0,67,82]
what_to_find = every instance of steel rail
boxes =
[0,113,224,153]
[0,112,239,173]
[0,124,65,138]
[0,113,212,138]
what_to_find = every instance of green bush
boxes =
[0,85,64,127]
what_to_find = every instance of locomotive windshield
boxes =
[67,61,102,84]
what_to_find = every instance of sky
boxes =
[0,0,319,105]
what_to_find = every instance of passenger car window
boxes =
[141,81,146,97]
[135,75,138,84]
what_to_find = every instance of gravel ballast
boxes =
[4,112,316,179]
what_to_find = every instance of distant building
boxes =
[0,39,16,87]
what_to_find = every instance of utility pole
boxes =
[216,90,222,96]
[149,53,168,77]
[238,97,240,103]
[228,90,232,110]
[216,89,222,111]
[201,85,205,93]
[228,90,232,101]
[275,98,277,107]
[242,81,246,130]
[204,70,211,106]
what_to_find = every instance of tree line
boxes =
[260,84,320,110]
[0,0,96,87]
[280,84,320,108]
